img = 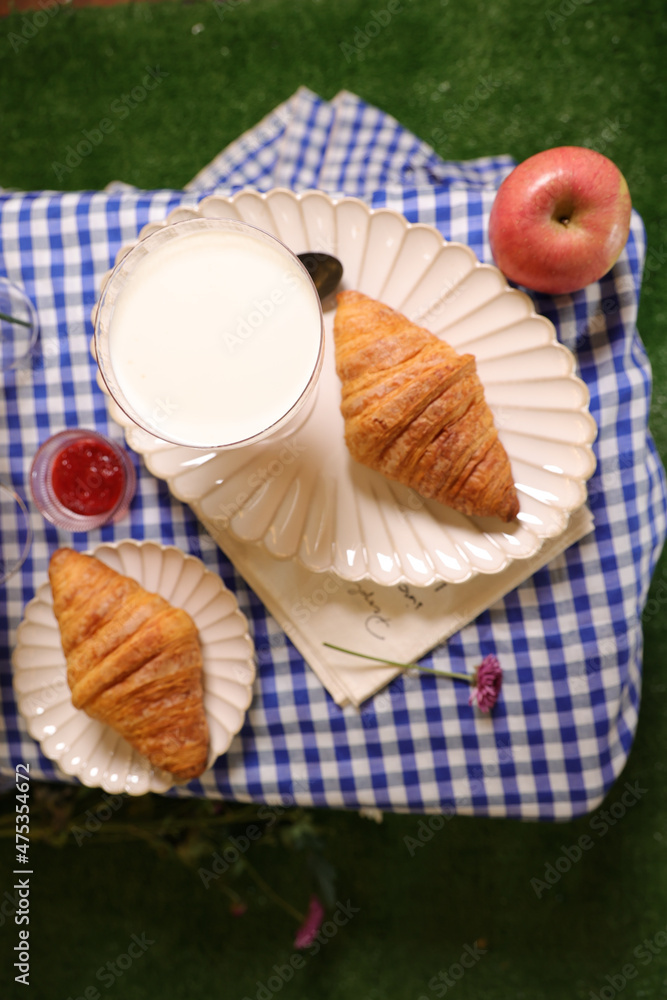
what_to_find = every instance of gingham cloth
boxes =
[1,88,665,819]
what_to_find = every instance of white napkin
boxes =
[136,88,596,708]
[200,506,593,707]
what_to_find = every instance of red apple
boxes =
[488,146,632,295]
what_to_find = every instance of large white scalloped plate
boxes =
[93,190,597,587]
[12,541,255,795]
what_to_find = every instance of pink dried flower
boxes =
[294,895,325,949]
[469,654,503,713]
[323,643,503,712]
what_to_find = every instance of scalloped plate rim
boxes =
[91,190,597,587]
[12,540,256,794]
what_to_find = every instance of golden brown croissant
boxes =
[49,548,209,781]
[333,291,519,522]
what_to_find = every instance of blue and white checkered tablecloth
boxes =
[1,88,665,819]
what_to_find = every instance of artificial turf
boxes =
[1,0,667,997]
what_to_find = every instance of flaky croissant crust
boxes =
[334,291,519,522]
[49,548,209,781]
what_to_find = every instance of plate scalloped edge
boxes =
[90,189,598,589]
[12,540,256,796]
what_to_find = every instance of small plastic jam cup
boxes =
[30,429,136,532]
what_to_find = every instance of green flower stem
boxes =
[323,642,474,684]
[0,806,285,840]
[242,858,305,923]
[218,883,244,906]
[0,310,32,328]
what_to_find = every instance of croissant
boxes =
[333,291,519,522]
[49,548,209,782]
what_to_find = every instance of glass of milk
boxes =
[94,217,325,450]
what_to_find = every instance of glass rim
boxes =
[0,276,40,372]
[0,482,32,584]
[93,217,325,451]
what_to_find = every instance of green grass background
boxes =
[1,0,667,997]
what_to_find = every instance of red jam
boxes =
[50,438,126,516]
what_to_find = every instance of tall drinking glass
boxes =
[93,218,325,451]
[0,277,39,371]
[1,278,38,580]
[0,483,32,584]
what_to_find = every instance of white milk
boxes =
[107,228,322,447]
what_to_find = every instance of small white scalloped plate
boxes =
[93,189,597,587]
[12,541,256,795]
